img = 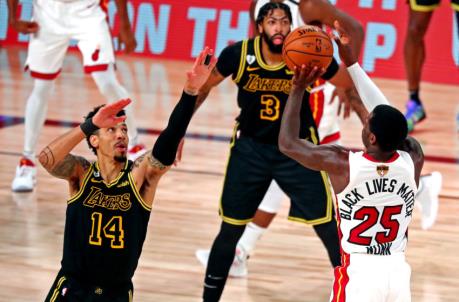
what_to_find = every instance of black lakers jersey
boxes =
[61,160,151,287]
[216,36,339,145]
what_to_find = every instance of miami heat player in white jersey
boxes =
[337,150,417,256]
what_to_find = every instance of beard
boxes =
[114,155,127,163]
[261,31,284,54]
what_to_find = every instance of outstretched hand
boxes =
[184,47,218,95]
[332,20,357,67]
[92,99,132,128]
[292,65,325,91]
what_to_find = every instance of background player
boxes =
[279,21,423,301]
[38,47,216,301]
[7,0,146,193]
[404,0,459,131]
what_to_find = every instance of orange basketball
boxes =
[282,25,334,72]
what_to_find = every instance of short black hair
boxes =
[256,2,292,26]
[83,105,126,155]
[369,105,408,152]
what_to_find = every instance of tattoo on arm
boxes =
[134,153,147,168]
[38,147,56,170]
[50,154,90,180]
[147,154,168,170]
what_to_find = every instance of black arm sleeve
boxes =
[215,41,243,78]
[321,58,339,80]
[152,91,197,166]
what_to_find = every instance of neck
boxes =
[260,38,284,65]
[364,148,397,162]
[96,156,125,183]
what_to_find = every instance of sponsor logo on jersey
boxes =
[117,180,129,188]
[376,165,389,177]
[83,187,132,211]
[246,66,260,72]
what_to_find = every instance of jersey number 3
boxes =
[348,205,402,246]
[260,95,280,121]
[89,212,125,249]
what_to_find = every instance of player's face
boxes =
[258,8,291,54]
[93,123,129,162]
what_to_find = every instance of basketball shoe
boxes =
[417,172,442,230]
[11,157,37,192]
[405,100,426,132]
[127,144,147,161]
[195,244,249,278]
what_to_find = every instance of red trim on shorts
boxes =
[320,132,341,144]
[27,67,61,80]
[84,64,109,73]
[331,252,350,302]
[363,152,400,163]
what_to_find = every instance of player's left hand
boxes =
[292,65,325,90]
[118,25,137,54]
[92,99,132,128]
[184,47,218,95]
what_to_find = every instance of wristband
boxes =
[80,118,99,137]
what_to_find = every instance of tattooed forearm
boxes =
[38,147,56,169]
[147,154,168,170]
[50,154,90,179]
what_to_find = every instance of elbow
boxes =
[278,135,295,157]
[37,148,53,170]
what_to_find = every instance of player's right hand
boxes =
[11,20,39,34]
[92,99,131,128]
[292,65,325,90]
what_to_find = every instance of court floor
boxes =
[0,46,458,301]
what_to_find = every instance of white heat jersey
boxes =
[336,151,417,256]
[254,0,305,28]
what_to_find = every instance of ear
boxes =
[369,133,377,145]
[258,23,263,34]
[89,134,99,150]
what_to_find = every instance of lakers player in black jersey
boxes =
[37,47,216,302]
[197,3,362,301]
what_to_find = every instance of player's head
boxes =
[256,2,292,54]
[84,105,128,162]
[362,105,408,152]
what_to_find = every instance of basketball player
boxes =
[196,0,366,278]
[279,22,423,301]
[404,0,459,132]
[195,3,365,300]
[37,48,216,301]
[7,0,146,193]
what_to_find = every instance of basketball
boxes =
[282,25,334,72]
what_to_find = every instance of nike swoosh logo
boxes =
[246,66,260,72]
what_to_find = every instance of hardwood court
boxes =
[0,45,458,301]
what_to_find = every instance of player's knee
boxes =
[217,222,245,244]
[31,79,54,100]
[406,20,429,39]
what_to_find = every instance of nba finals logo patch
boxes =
[246,55,256,65]
[376,165,389,177]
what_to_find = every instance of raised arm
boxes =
[333,21,424,182]
[131,48,217,197]
[279,66,350,185]
[299,0,364,56]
